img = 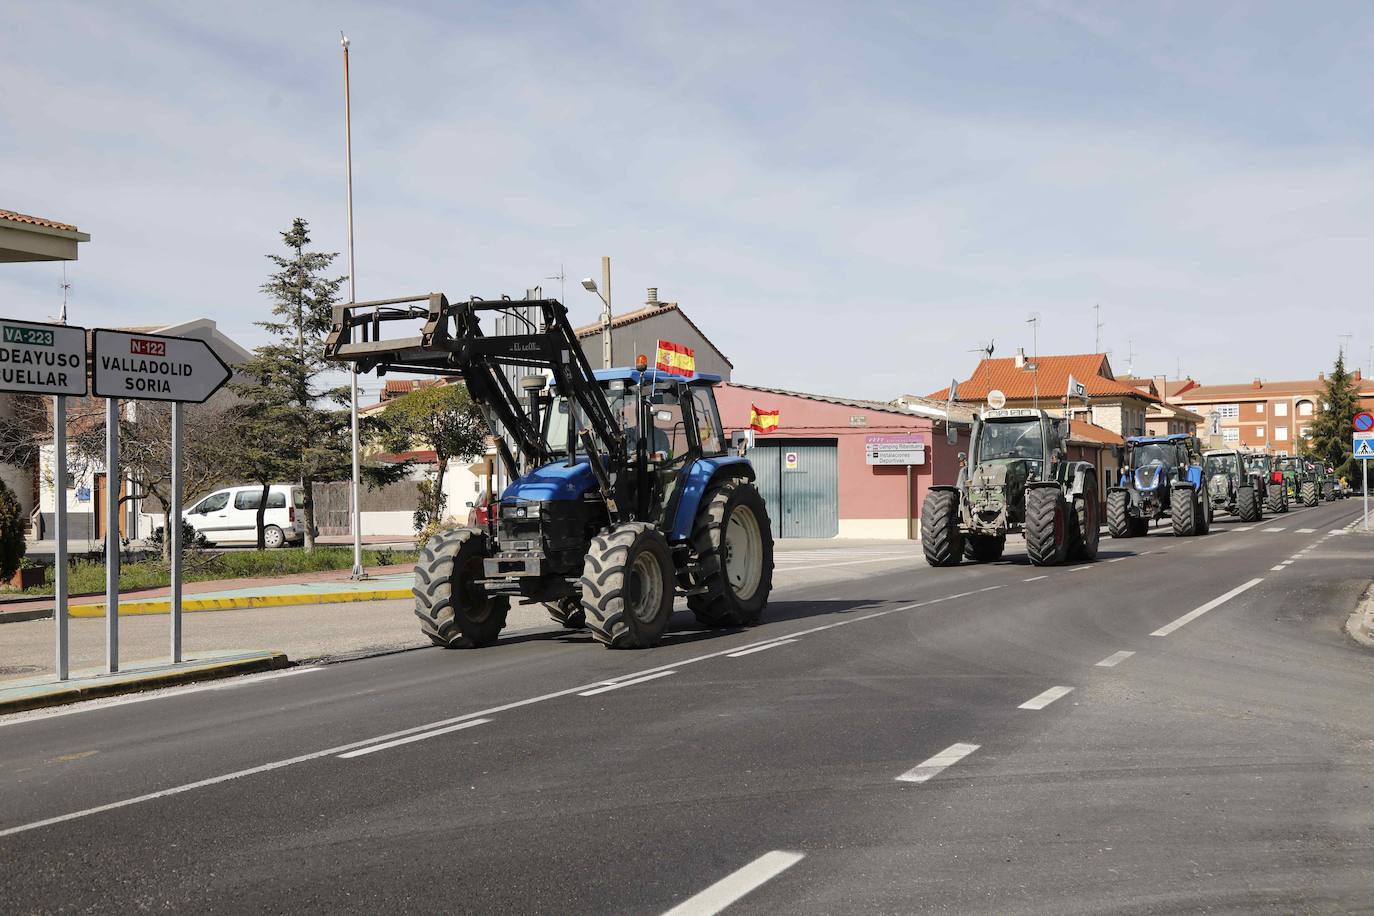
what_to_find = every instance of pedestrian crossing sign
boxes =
[1355,432,1374,458]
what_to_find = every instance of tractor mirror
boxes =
[957,451,967,467]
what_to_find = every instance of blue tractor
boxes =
[325,294,774,649]
[1106,434,1212,538]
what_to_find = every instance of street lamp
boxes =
[581,256,612,368]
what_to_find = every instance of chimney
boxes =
[1015,347,1026,369]
[646,288,659,308]
[1251,378,1262,389]
[1317,371,1325,382]
[1355,368,1363,381]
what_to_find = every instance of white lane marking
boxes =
[1331,529,1348,535]
[980,585,1004,592]
[1069,565,1090,572]
[1024,575,1048,582]
[1095,650,1135,668]
[1270,565,1286,571]
[1150,578,1264,637]
[896,742,980,784]
[1,589,996,837]
[1107,557,1128,563]
[775,556,915,571]
[1297,528,1316,533]
[579,670,676,696]
[661,850,805,916]
[0,666,325,730]
[337,718,490,759]
[1280,561,1293,566]
[1018,685,1074,710]
[1262,527,1285,532]
[726,639,798,658]
[1233,527,1254,532]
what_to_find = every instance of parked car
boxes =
[183,484,305,548]
[466,491,493,529]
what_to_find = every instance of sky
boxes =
[3,0,1374,402]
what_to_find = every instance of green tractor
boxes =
[922,408,1099,567]
[1276,455,1321,507]
[1244,451,1288,513]
[1202,449,1264,523]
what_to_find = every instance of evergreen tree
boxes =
[1305,352,1361,483]
[379,382,488,530]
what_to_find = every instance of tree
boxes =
[237,217,351,551]
[378,383,488,530]
[222,397,298,550]
[69,394,241,558]
[1305,352,1362,483]
[0,476,25,580]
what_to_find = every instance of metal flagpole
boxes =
[343,32,364,579]
[170,402,183,662]
[105,398,119,673]
[54,395,69,680]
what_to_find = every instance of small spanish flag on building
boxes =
[750,404,780,433]
[654,339,696,377]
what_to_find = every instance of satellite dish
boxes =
[987,389,1007,410]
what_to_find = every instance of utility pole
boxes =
[1094,303,1103,353]
[59,264,70,325]
[601,256,612,369]
[342,31,364,579]
[1027,313,1040,409]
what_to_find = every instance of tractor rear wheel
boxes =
[1025,487,1069,566]
[1265,485,1284,514]
[920,489,964,567]
[1068,488,1100,561]
[1237,485,1261,523]
[1170,487,1198,537]
[1195,490,1212,534]
[414,527,509,649]
[546,597,586,630]
[1300,481,1318,507]
[687,481,775,629]
[964,534,1005,563]
[1106,490,1132,538]
[581,522,675,649]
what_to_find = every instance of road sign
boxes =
[1353,411,1374,432]
[91,329,231,403]
[0,318,87,396]
[1355,431,1374,459]
[866,434,927,466]
[784,451,800,470]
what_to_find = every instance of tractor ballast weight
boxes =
[324,293,774,650]
[1106,434,1212,538]
[921,408,1099,567]
[1202,449,1264,523]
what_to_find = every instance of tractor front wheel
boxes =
[1300,481,1318,507]
[1068,488,1100,561]
[1106,489,1132,538]
[1237,485,1261,523]
[581,522,675,649]
[920,489,964,567]
[1265,485,1285,514]
[1170,486,1198,537]
[414,527,510,649]
[687,481,775,629]
[1025,487,1069,566]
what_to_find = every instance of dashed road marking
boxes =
[896,742,981,784]
[1096,650,1135,667]
[1024,575,1048,582]
[662,850,805,916]
[1297,528,1316,533]
[338,718,490,759]
[726,639,798,658]
[1270,565,1286,571]
[1069,566,1090,572]
[1018,685,1075,710]
[1263,527,1285,532]
[1151,578,1264,637]
[579,670,677,696]
[1107,557,1128,563]
[1233,527,1255,532]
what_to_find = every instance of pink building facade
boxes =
[715,383,968,539]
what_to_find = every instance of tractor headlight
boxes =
[503,502,543,519]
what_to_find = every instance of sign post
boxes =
[0,318,87,680]
[92,329,231,668]
[1355,429,1374,533]
[866,435,929,540]
[105,398,119,672]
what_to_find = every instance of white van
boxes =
[183,484,305,548]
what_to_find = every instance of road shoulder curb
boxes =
[1344,583,1374,651]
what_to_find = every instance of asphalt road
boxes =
[1,501,1370,914]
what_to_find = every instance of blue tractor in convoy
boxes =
[324,293,774,649]
[1106,434,1212,538]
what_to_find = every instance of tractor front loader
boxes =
[324,293,774,650]
[921,408,1099,567]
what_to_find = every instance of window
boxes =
[1254,402,1265,415]
[1274,402,1287,417]
[1255,426,1265,439]
[1274,426,1288,441]
[196,492,229,513]
[1216,404,1239,419]
[234,490,286,510]
[690,387,725,457]
[1223,428,1240,443]
[1297,400,1314,416]
[1300,426,1312,438]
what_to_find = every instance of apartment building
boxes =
[1172,371,1374,453]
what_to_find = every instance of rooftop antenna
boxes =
[1176,355,1181,380]
[58,263,70,324]
[1027,312,1041,409]
[1126,338,1135,376]
[1339,332,1353,361]
[545,263,565,304]
[968,338,995,360]
[1093,303,1104,353]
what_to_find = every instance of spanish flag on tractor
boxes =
[750,404,780,433]
[654,339,696,377]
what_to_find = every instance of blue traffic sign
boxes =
[1354,411,1374,432]
[1356,431,1374,459]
